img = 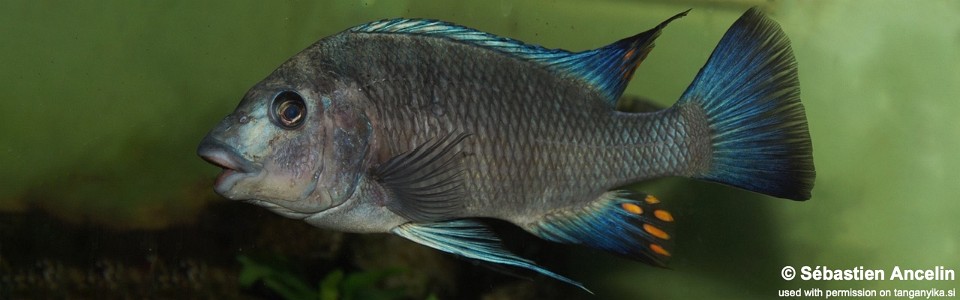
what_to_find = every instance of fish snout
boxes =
[197,135,257,196]
[198,136,248,171]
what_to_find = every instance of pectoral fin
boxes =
[373,133,469,222]
[392,220,590,293]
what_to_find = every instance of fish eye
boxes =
[271,91,306,129]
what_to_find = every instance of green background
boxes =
[2,0,958,298]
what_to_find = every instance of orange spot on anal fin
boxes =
[650,243,671,257]
[643,224,670,240]
[654,210,674,222]
[621,203,643,215]
[645,195,660,204]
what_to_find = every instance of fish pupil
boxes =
[282,103,300,121]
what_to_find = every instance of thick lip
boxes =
[197,136,257,195]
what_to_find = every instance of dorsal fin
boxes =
[349,11,688,106]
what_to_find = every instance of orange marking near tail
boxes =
[643,224,670,240]
[621,203,643,215]
[622,67,636,80]
[654,210,674,222]
[644,195,660,204]
[650,244,671,257]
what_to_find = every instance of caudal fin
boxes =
[676,8,815,200]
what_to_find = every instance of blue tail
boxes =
[677,8,815,200]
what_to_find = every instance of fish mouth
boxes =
[197,137,258,196]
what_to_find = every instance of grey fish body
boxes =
[322,31,708,224]
[198,8,813,291]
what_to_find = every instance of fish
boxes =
[197,7,814,292]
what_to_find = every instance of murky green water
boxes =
[2,1,958,299]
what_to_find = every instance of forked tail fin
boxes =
[676,7,815,200]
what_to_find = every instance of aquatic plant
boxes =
[238,255,433,300]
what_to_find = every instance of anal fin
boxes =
[392,220,591,293]
[530,190,675,267]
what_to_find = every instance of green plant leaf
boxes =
[341,268,406,300]
[319,269,344,300]
[237,255,318,300]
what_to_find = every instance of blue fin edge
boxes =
[676,7,814,200]
[391,220,592,293]
[530,190,674,267]
[349,18,571,64]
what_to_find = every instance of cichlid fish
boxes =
[197,7,814,291]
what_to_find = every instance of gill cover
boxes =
[321,87,374,206]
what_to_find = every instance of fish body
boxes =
[198,8,814,291]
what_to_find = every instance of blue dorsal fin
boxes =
[561,10,689,104]
[350,11,688,106]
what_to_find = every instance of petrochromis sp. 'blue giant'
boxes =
[197,7,815,292]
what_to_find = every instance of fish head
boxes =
[197,54,372,219]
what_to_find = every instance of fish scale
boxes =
[348,32,696,220]
[358,39,608,212]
